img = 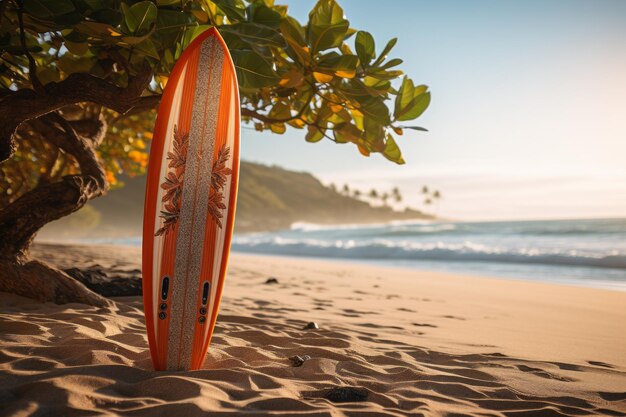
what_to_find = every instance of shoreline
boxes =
[2,242,625,416]
[33,239,626,293]
[229,251,626,293]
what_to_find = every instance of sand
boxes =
[1,243,625,417]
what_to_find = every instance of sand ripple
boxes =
[1,245,625,416]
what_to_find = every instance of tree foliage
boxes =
[0,0,430,207]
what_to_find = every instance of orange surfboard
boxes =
[142,28,240,371]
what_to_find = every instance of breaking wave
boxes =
[231,235,626,269]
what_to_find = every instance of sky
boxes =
[239,0,626,220]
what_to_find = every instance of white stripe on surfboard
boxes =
[204,79,238,345]
[152,62,187,340]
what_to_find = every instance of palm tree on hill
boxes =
[432,190,442,213]
[420,186,443,215]
[368,188,378,202]
[392,187,402,203]
[381,192,390,207]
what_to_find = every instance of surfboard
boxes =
[142,28,240,371]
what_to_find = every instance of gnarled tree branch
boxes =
[36,113,108,188]
[0,65,156,163]
[0,175,102,261]
[0,111,110,260]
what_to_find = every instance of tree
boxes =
[352,189,361,198]
[420,188,442,214]
[342,184,350,195]
[432,189,442,214]
[392,186,402,202]
[369,189,378,200]
[0,0,430,305]
[381,192,389,207]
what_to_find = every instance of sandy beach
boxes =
[1,243,625,416]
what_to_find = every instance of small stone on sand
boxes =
[289,355,311,367]
[304,387,369,403]
[303,322,319,330]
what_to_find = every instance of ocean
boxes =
[76,218,626,291]
[231,218,626,291]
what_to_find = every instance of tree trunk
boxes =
[0,113,112,306]
[0,258,111,307]
[0,173,113,307]
[0,68,156,306]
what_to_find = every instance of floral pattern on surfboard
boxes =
[156,125,232,236]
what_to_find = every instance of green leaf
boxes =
[187,24,212,43]
[155,9,194,34]
[306,125,325,142]
[344,27,357,40]
[383,134,405,164]
[268,102,291,120]
[156,0,182,6]
[355,95,390,124]
[403,126,428,132]
[270,123,286,134]
[62,29,88,42]
[219,29,248,49]
[334,123,362,144]
[280,16,309,65]
[363,117,385,146]
[90,8,123,26]
[52,12,84,26]
[122,28,156,45]
[247,4,282,27]
[341,79,373,98]
[366,69,403,81]
[64,40,88,55]
[355,31,374,66]
[24,0,75,20]
[308,0,349,53]
[316,52,358,78]
[213,0,246,22]
[80,0,106,11]
[123,1,157,35]
[281,16,305,45]
[231,49,279,89]
[278,67,304,88]
[36,67,60,84]
[160,47,175,69]
[58,53,93,74]
[394,76,430,121]
[372,37,397,67]
[134,39,159,59]
[73,21,114,38]
[153,9,194,49]
[378,58,402,70]
[221,23,284,48]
